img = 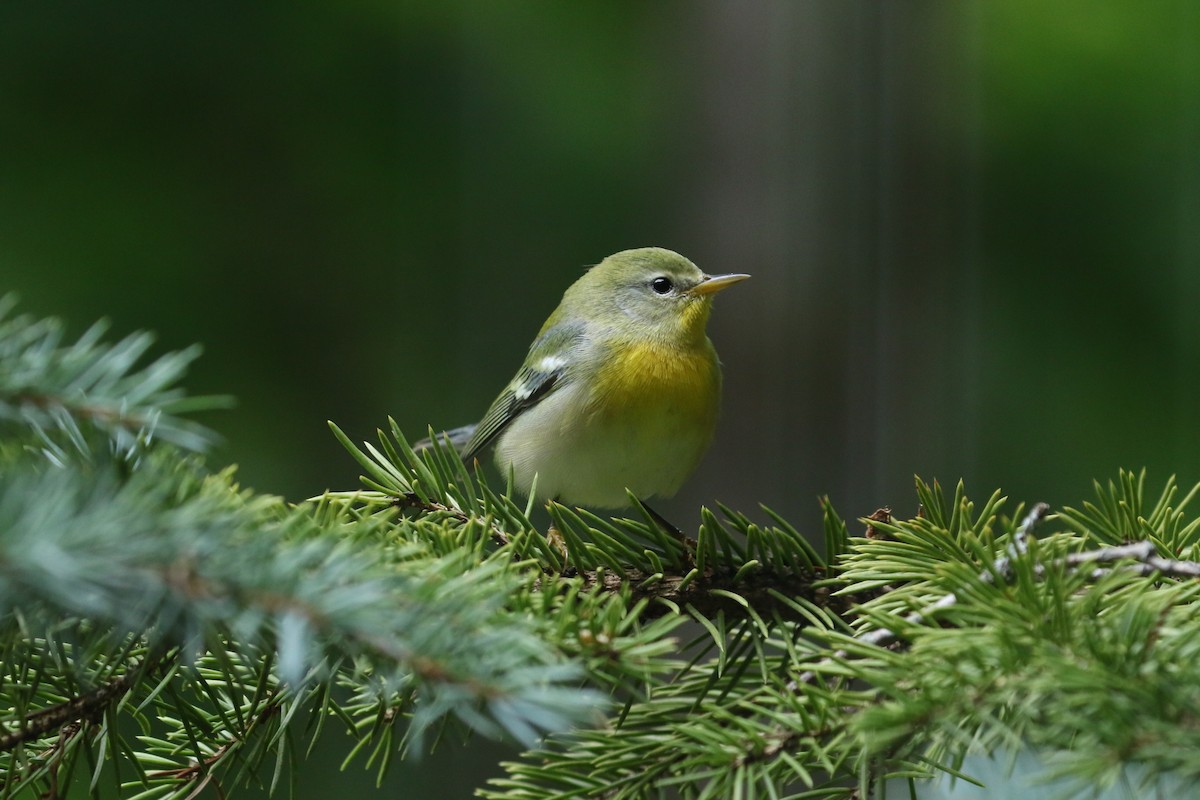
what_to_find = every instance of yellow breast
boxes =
[588,339,721,429]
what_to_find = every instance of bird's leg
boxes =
[544,498,570,567]
[640,501,681,536]
[639,500,697,559]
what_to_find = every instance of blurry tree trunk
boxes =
[683,1,982,517]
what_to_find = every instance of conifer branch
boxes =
[0,296,231,453]
[393,491,511,546]
[1061,539,1200,579]
[567,563,845,622]
[0,653,162,753]
[795,502,1051,686]
[11,301,1200,798]
[146,693,282,786]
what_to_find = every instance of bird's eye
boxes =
[651,277,673,295]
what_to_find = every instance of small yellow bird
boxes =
[449,247,748,510]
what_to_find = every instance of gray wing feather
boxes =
[462,367,560,463]
[461,320,585,463]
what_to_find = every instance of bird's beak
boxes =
[690,273,751,296]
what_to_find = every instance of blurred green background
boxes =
[4,1,1200,796]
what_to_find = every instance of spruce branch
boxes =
[392,491,511,547]
[144,689,282,790]
[1061,539,1200,579]
[851,501,1050,655]
[793,498,1200,687]
[490,473,1200,798]
[800,491,1039,688]
[0,457,605,746]
[0,296,231,455]
[566,562,845,623]
[0,651,165,753]
[13,299,1200,798]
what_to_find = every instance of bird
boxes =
[438,246,748,512]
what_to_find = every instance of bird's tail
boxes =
[412,424,477,458]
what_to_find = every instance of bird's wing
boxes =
[462,321,585,463]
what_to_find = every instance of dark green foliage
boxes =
[4,301,1200,798]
